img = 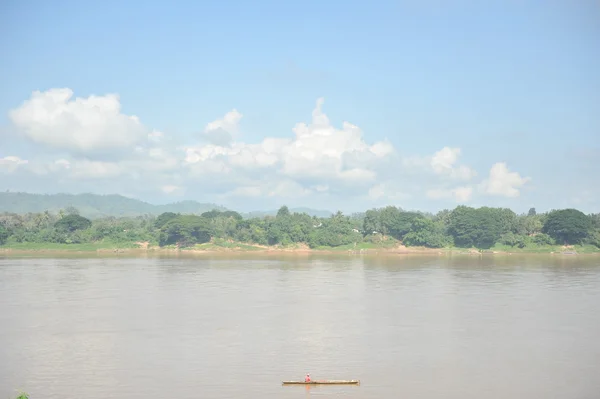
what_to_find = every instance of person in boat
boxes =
[305,373,311,382]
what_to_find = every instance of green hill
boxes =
[0,192,226,219]
[0,192,333,219]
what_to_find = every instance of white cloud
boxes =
[481,162,530,198]
[368,184,385,200]
[205,109,242,134]
[130,146,180,172]
[58,159,123,179]
[430,147,477,180]
[8,88,148,154]
[454,186,474,202]
[0,156,28,173]
[3,90,538,209]
[19,157,123,180]
[54,159,71,169]
[312,185,329,193]
[161,185,185,195]
[267,180,311,198]
[220,180,312,199]
[223,186,263,198]
[367,183,408,201]
[148,130,165,143]
[426,186,473,202]
[184,98,394,187]
[200,109,243,146]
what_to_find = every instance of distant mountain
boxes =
[242,207,333,218]
[0,192,333,219]
[0,192,226,219]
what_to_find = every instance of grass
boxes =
[306,238,401,252]
[1,240,142,251]
[192,238,265,251]
[312,242,384,251]
[188,237,402,252]
[2,238,598,255]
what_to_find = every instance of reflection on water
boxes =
[1,254,599,398]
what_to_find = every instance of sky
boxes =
[0,0,598,214]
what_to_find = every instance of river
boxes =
[1,253,599,398]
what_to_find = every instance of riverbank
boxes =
[1,239,599,256]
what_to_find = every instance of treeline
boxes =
[1,205,599,250]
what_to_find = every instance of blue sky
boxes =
[1,0,598,214]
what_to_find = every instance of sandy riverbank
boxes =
[1,242,597,256]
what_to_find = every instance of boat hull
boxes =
[282,380,360,385]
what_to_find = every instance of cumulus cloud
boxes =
[22,138,180,181]
[67,160,124,180]
[205,109,242,134]
[481,162,530,198]
[28,158,123,179]
[430,147,477,180]
[3,88,535,209]
[426,186,473,202]
[0,156,29,174]
[199,109,242,146]
[184,98,394,188]
[8,88,148,154]
[368,183,408,201]
[148,131,165,143]
[268,180,312,198]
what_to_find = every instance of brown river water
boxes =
[1,253,599,398]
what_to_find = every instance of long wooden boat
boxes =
[282,380,360,385]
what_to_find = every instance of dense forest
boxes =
[1,204,599,251]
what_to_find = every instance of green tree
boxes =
[527,207,537,216]
[542,209,591,245]
[154,212,179,228]
[362,209,381,234]
[391,211,424,239]
[590,213,600,229]
[54,214,92,232]
[448,206,504,249]
[378,206,399,236]
[158,215,212,246]
[308,212,361,248]
[276,205,291,218]
[499,232,528,248]
[234,218,268,245]
[267,218,287,245]
[0,225,8,244]
[376,206,423,239]
[588,231,600,248]
[433,209,451,229]
[515,215,543,236]
[64,206,80,216]
[221,210,243,220]
[208,214,240,239]
[403,218,450,248]
[201,210,243,220]
[531,233,555,246]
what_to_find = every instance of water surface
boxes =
[1,254,599,398]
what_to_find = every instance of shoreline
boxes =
[1,243,598,257]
